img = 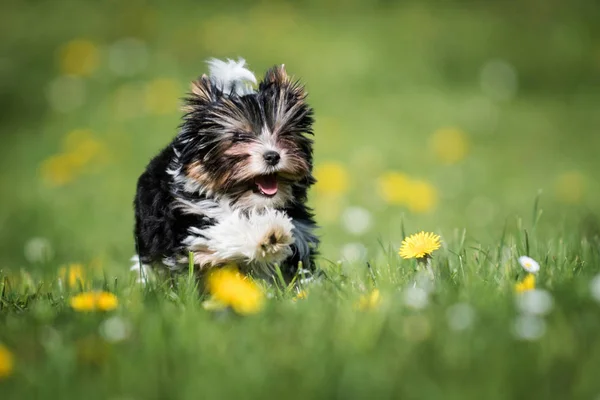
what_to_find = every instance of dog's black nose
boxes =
[263,151,281,166]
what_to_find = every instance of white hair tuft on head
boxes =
[206,58,257,96]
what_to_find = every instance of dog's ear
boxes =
[182,74,216,112]
[260,64,307,102]
[191,74,214,102]
[263,64,290,86]
[260,64,312,136]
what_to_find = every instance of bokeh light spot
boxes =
[46,75,86,113]
[58,39,100,77]
[555,171,586,204]
[429,127,470,164]
[144,78,181,115]
[314,162,349,196]
[377,171,411,205]
[480,59,518,102]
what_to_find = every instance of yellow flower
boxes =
[58,39,100,76]
[515,274,536,293]
[555,171,585,204]
[70,291,119,312]
[293,290,308,301]
[377,172,411,205]
[0,344,14,379]
[40,129,107,186]
[70,292,97,312]
[96,292,119,311]
[356,289,381,310]
[40,154,77,186]
[144,78,181,115]
[377,173,438,213]
[399,231,441,259]
[314,162,349,196]
[206,267,264,315]
[429,127,469,164]
[62,129,106,167]
[59,264,86,289]
[405,179,438,214]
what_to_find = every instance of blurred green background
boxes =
[1,0,599,271]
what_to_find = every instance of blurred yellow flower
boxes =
[293,290,308,301]
[71,292,97,312]
[96,292,119,311]
[314,162,349,196]
[356,289,381,310]
[70,291,119,312]
[62,129,107,167]
[59,263,86,289]
[515,274,535,294]
[378,172,438,213]
[377,172,411,205]
[206,267,264,315]
[406,180,438,213]
[40,154,76,186]
[555,171,585,204]
[40,129,107,186]
[144,78,181,115]
[399,231,441,259]
[59,39,100,76]
[0,343,14,379]
[429,127,469,164]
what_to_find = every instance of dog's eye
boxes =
[232,132,252,142]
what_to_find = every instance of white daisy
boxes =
[518,256,540,273]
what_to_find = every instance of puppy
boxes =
[132,58,318,281]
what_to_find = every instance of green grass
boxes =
[2,0,600,398]
[2,220,600,399]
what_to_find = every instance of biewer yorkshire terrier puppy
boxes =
[132,58,318,281]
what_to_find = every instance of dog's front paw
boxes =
[256,224,294,263]
[248,210,294,264]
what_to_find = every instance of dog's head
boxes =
[173,59,314,209]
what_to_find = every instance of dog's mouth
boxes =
[254,174,278,197]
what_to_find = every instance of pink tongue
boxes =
[255,175,278,195]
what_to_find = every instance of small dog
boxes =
[132,58,318,280]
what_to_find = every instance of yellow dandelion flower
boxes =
[96,292,119,311]
[405,179,438,214]
[377,171,411,205]
[40,154,77,186]
[399,231,441,259]
[515,274,535,293]
[144,78,180,115]
[356,289,381,311]
[429,127,469,164]
[70,292,97,312]
[555,171,585,204]
[59,264,86,289]
[0,344,14,379]
[206,268,264,315]
[293,290,308,301]
[70,291,118,312]
[314,162,349,196]
[62,129,106,167]
[58,39,100,76]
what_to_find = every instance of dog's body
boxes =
[133,59,318,280]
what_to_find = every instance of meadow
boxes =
[1,1,600,398]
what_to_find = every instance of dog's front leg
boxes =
[182,208,294,269]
